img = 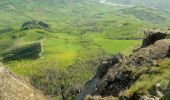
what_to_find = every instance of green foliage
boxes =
[21,20,50,31]
[0,0,169,99]
[29,49,106,99]
[128,58,170,95]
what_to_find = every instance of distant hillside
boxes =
[108,0,170,11]
[118,6,170,26]
[0,0,169,99]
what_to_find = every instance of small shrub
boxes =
[21,20,50,31]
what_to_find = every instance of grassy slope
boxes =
[4,30,141,76]
[128,58,170,96]
[0,0,170,99]
[0,0,169,77]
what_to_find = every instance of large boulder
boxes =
[128,39,170,66]
[142,29,167,47]
[0,63,46,100]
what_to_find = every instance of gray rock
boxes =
[0,63,45,100]
[78,30,170,100]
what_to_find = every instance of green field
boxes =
[5,31,141,76]
[0,0,170,99]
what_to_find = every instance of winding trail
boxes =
[99,0,134,7]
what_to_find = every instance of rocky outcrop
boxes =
[78,29,170,100]
[0,63,45,100]
[128,39,170,66]
[77,54,123,100]
[142,29,167,47]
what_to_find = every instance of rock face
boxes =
[0,64,45,100]
[77,54,124,100]
[128,39,170,66]
[142,29,167,47]
[78,30,170,100]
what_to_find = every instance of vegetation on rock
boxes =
[0,0,170,100]
[79,30,170,100]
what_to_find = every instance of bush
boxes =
[30,48,109,100]
[21,20,50,31]
[30,68,83,100]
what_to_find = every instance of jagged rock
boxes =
[128,39,170,66]
[142,29,167,47]
[0,63,45,100]
[98,54,124,78]
[77,54,123,100]
[78,30,170,100]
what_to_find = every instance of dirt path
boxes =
[99,0,134,7]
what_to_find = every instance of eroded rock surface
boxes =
[0,64,45,100]
[142,29,167,47]
[128,39,170,66]
[78,30,170,100]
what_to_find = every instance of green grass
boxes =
[5,33,140,76]
[128,58,170,95]
[0,0,169,77]
[93,38,141,54]
[0,0,169,98]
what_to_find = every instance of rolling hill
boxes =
[0,0,170,99]
[108,0,170,11]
